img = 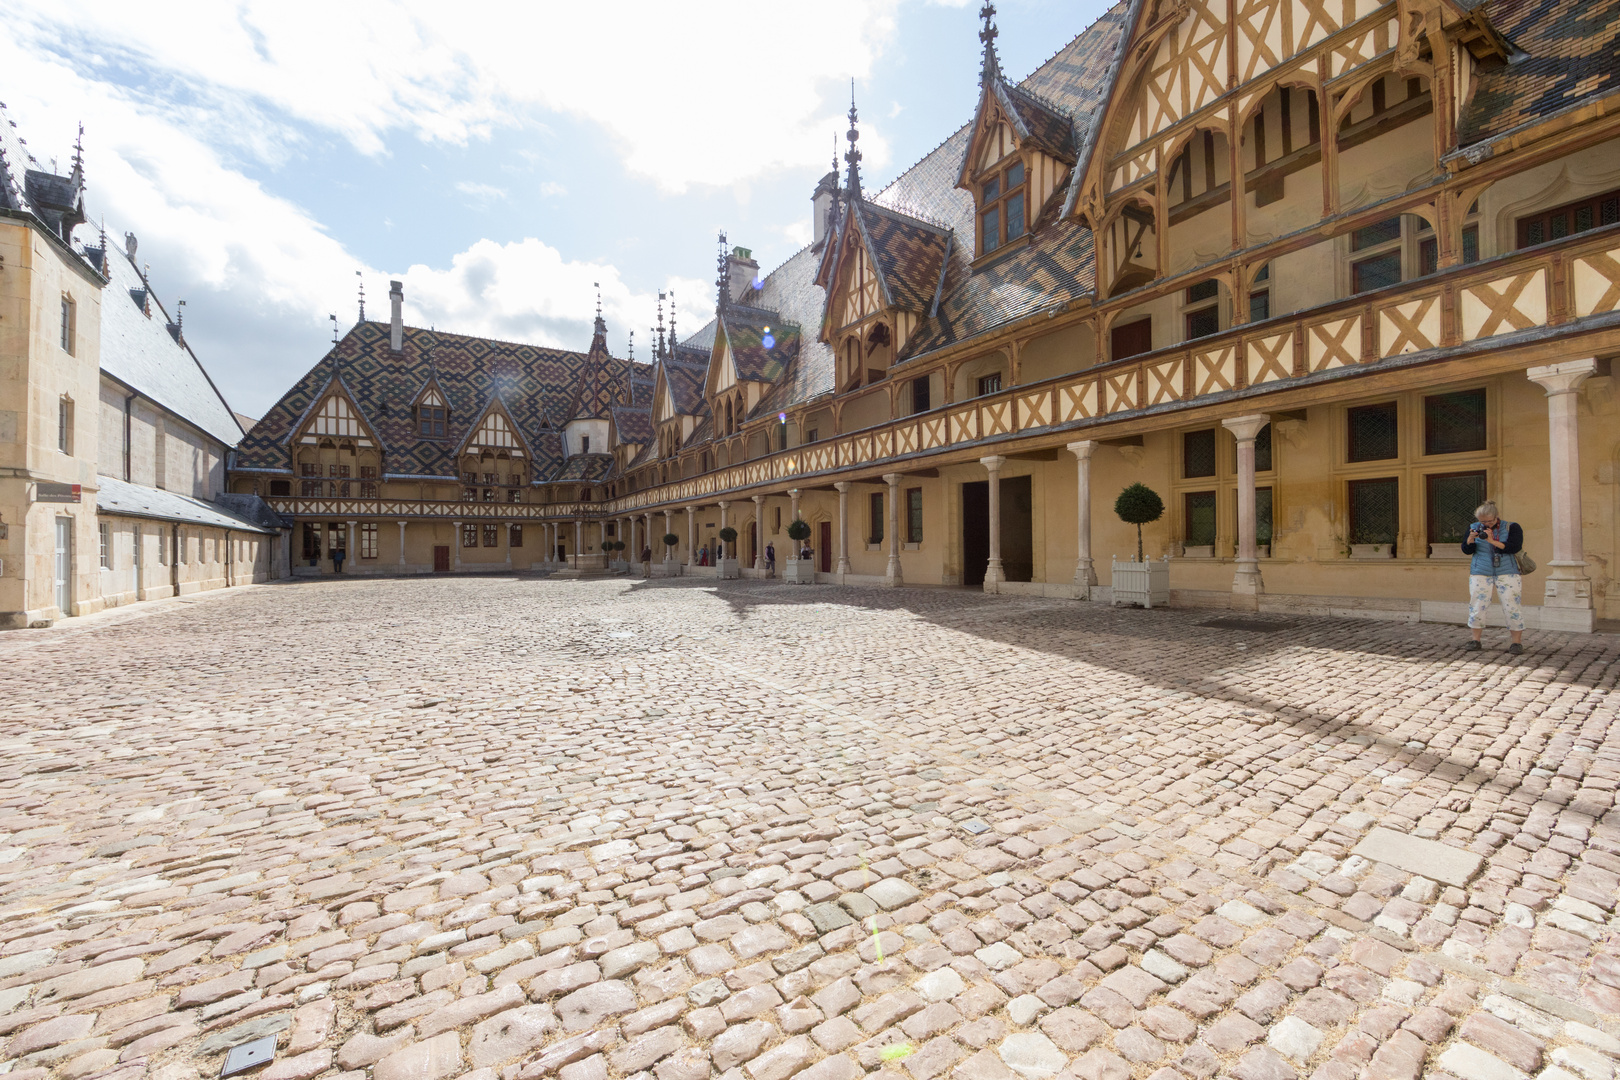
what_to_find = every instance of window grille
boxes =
[1348,477,1399,546]
[99,524,111,569]
[1424,389,1486,455]
[1517,188,1620,248]
[1352,250,1402,293]
[869,492,884,544]
[360,523,378,559]
[1427,471,1487,547]
[301,480,321,496]
[1184,491,1217,547]
[1186,306,1220,339]
[360,482,377,498]
[1256,487,1274,547]
[1249,290,1270,322]
[483,524,498,547]
[301,462,320,477]
[1255,424,1273,472]
[1348,402,1399,462]
[906,488,923,544]
[976,373,1002,397]
[1183,429,1217,478]
[1352,218,1402,250]
[511,525,523,548]
[462,524,478,548]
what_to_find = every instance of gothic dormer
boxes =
[410,375,451,439]
[957,4,1076,261]
[289,374,384,496]
[456,398,531,503]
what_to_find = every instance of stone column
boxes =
[685,507,696,566]
[789,488,802,529]
[574,519,582,568]
[1221,415,1269,611]
[504,522,513,569]
[752,495,766,569]
[834,482,851,576]
[1528,359,1598,629]
[718,501,731,560]
[664,509,674,565]
[347,520,357,572]
[1066,440,1098,593]
[883,473,904,586]
[452,520,462,569]
[398,521,408,566]
[981,456,1006,591]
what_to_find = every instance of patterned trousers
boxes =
[1468,573,1524,631]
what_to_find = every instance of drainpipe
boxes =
[123,392,136,481]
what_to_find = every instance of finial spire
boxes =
[844,81,862,200]
[593,281,606,335]
[330,312,338,344]
[356,270,365,322]
[715,231,730,314]
[979,2,1001,87]
[669,290,677,349]
[656,291,667,360]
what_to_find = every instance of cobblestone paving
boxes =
[1,576,1618,1080]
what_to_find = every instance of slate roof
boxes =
[98,476,278,533]
[236,321,627,482]
[732,244,836,421]
[849,202,952,314]
[99,243,245,447]
[1458,0,1620,145]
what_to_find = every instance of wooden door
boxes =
[433,545,450,572]
[1110,316,1153,361]
[819,521,832,572]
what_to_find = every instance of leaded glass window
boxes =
[1255,424,1273,472]
[1348,477,1399,546]
[1183,429,1217,478]
[1184,491,1216,547]
[1348,402,1399,462]
[1424,389,1487,455]
[1428,471,1487,547]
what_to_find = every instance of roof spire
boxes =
[668,290,677,350]
[979,2,1002,87]
[715,231,729,315]
[656,291,667,360]
[356,270,365,322]
[844,81,863,200]
[330,312,338,344]
[627,329,635,363]
[69,122,85,187]
[593,281,605,336]
[175,299,186,347]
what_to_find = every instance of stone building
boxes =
[0,109,279,629]
[239,0,1620,631]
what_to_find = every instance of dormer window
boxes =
[978,159,1027,255]
[418,406,446,437]
[582,435,591,453]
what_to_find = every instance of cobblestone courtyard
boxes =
[1,577,1618,1080]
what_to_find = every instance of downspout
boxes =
[123,392,136,481]
[225,528,232,587]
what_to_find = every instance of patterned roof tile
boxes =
[1459,0,1620,144]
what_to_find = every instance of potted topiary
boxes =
[659,532,679,576]
[784,519,814,584]
[608,539,626,571]
[717,526,740,579]
[1112,482,1169,608]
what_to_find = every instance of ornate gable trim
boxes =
[283,370,387,453]
[454,395,532,460]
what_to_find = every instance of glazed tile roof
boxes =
[662,361,709,416]
[99,243,245,447]
[849,201,952,314]
[235,321,628,483]
[1458,0,1620,145]
[720,307,801,384]
[736,244,836,421]
[997,81,1077,164]
[610,406,654,445]
[552,453,616,482]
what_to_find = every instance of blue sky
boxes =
[4,0,1115,417]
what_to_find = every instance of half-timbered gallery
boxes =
[233,0,1620,632]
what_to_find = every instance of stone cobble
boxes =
[0,576,1617,1080]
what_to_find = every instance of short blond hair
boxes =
[1475,501,1499,520]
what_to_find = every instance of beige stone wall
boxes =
[96,378,226,496]
[96,517,275,606]
[0,219,105,627]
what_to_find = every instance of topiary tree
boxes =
[661,532,679,556]
[718,526,738,559]
[786,519,812,545]
[1115,482,1165,563]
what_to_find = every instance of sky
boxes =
[3,0,1116,419]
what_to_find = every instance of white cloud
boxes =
[9,1,902,192]
[538,181,567,198]
[454,181,507,207]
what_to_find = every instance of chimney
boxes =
[727,247,759,305]
[812,170,838,247]
[389,280,404,351]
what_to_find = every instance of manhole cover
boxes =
[1197,617,1296,633]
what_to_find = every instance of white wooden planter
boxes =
[1111,556,1170,608]
[653,558,678,577]
[1351,543,1393,559]
[719,558,740,580]
[784,559,815,584]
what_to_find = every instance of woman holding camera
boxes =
[1461,500,1524,654]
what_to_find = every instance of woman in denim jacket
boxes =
[1461,500,1524,654]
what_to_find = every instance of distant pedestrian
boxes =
[765,542,776,577]
[332,544,346,573]
[1462,500,1524,654]
[641,546,652,563]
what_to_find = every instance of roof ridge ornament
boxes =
[844,82,863,201]
[356,270,365,323]
[979,2,1001,88]
[715,231,729,315]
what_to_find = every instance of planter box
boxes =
[653,558,679,578]
[1429,544,1469,559]
[1181,545,1214,559]
[1351,543,1393,559]
[718,558,740,580]
[608,559,627,572]
[1257,544,1271,559]
[783,559,815,584]
[1111,556,1170,608]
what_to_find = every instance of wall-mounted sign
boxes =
[35,483,81,503]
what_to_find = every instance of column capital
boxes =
[1220,413,1270,442]
[834,481,851,493]
[882,472,904,486]
[1527,358,1598,396]
[751,494,764,504]
[980,455,1007,472]
[685,505,695,513]
[718,500,731,509]
[1066,439,1098,460]
[788,488,801,498]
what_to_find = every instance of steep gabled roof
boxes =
[661,360,708,416]
[610,406,654,445]
[236,322,601,478]
[719,307,801,384]
[552,453,616,482]
[850,201,952,314]
[1457,0,1620,146]
[98,242,245,447]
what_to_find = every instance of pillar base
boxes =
[1073,558,1097,591]
[836,559,851,575]
[983,560,1005,594]
[885,557,903,587]
[1543,561,1594,609]
[1232,560,1264,612]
